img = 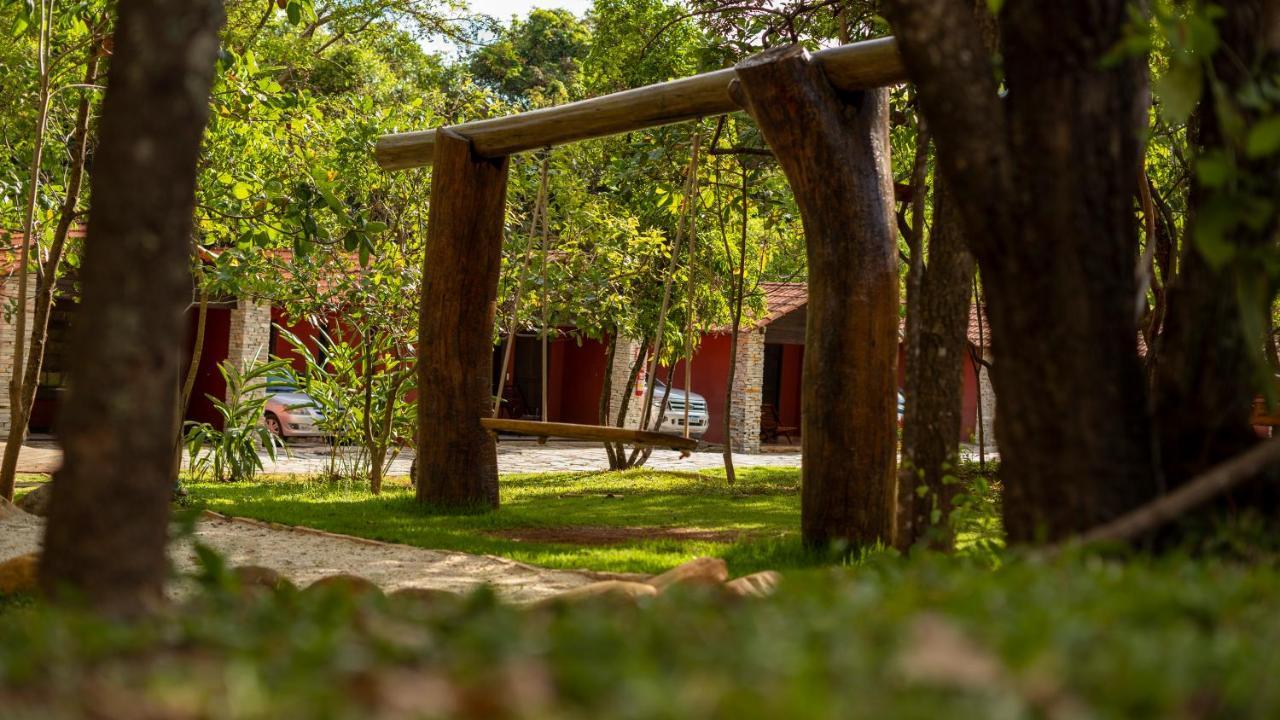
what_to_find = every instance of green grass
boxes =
[186,467,818,576]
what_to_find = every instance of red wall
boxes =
[778,343,804,429]
[661,334,734,444]
[554,337,609,424]
[661,335,979,446]
[271,308,326,372]
[185,307,231,428]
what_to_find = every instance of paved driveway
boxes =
[259,440,802,476]
[21,437,996,478]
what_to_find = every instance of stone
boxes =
[534,580,658,607]
[0,498,25,520]
[232,565,292,592]
[647,557,729,592]
[0,553,39,595]
[305,573,383,598]
[723,570,782,598]
[389,586,461,607]
[14,483,52,517]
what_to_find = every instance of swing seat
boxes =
[480,418,699,456]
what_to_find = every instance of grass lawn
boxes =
[185,462,1002,575]
[186,467,817,576]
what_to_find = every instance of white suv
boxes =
[651,381,710,437]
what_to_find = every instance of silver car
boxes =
[652,381,710,437]
[263,379,329,439]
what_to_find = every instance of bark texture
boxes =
[734,45,899,548]
[415,130,508,508]
[1153,1,1280,495]
[39,0,225,611]
[897,178,976,550]
[884,0,1159,541]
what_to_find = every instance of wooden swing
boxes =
[481,137,704,456]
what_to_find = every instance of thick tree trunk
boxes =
[897,178,976,550]
[885,0,1159,542]
[0,50,99,502]
[39,0,225,612]
[734,45,899,549]
[415,130,508,508]
[1153,1,1280,496]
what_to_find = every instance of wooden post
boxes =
[416,130,509,508]
[734,45,899,548]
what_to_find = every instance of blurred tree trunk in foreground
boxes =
[1154,1,1280,507]
[884,0,1159,541]
[39,0,225,613]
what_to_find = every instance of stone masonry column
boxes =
[0,272,38,435]
[606,335,646,429]
[977,349,997,448]
[728,329,765,453]
[226,298,272,373]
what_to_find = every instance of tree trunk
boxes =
[1153,1,1279,499]
[720,164,750,485]
[734,45,899,549]
[884,0,1159,542]
[610,340,648,470]
[39,0,225,612]
[896,177,976,551]
[415,130,508,508]
[598,332,619,468]
[171,285,210,481]
[0,0,53,503]
[0,50,99,502]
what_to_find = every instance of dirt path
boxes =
[0,511,598,603]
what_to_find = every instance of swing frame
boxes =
[391,39,908,532]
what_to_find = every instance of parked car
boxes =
[651,381,710,437]
[263,377,330,439]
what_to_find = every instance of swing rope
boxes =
[638,125,702,435]
[493,154,551,418]
[683,171,699,439]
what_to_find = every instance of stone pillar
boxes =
[0,272,38,435]
[226,298,272,372]
[606,335,646,429]
[728,329,765,453]
[977,349,997,448]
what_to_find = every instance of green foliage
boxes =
[4,546,1280,717]
[185,359,290,483]
[470,8,591,104]
[277,323,415,487]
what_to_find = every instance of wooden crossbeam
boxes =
[376,37,906,170]
[481,418,699,453]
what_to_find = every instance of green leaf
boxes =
[286,0,302,25]
[232,182,252,200]
[1195,151,1231,188]
[1154,60,1202,124]
[1192,197,1238,270]
[1245,116,1280,158]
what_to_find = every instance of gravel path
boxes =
[0,510,597,603]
